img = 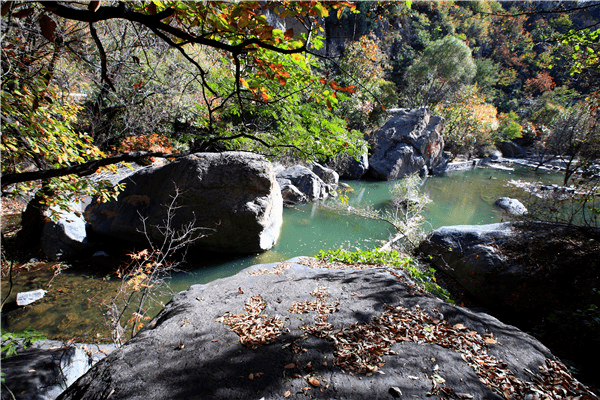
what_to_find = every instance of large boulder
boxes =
[41,200,92,260]
[497,141,527,158]
[276,165,330,204]
[85,152,283,254]
[328,151,369,180]
[369,108,445,180]
[310,162,339,194]
[57,258,596,400]
[1,340,114,400]
[418,222,600,386]
[418,220,600,313]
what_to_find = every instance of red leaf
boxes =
[284,28,294,40]
[39,14,57,42]
[260,91,269,102]
[146,2,157,14]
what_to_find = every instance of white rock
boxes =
[16,289,47,306]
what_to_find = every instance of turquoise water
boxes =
[168,164,564,292]
[2,164,565,340]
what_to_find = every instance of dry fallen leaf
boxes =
[284,363,296,369]
[283,390,291,398]
[307,377,321,387]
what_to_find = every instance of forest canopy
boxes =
[1,0,599,210]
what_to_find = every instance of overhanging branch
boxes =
[1,151,187,187]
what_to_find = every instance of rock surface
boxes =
[417,222,600,313]
[57,258,594,400]
[418,222,600,388]
[276,165,331,205]
[369,108,445,180]
[495,197,528,216]
[85,152,283,254]
[310,162,339,194]
[41,201,90,260]
[1,340,114,400]
[329,152,369,180]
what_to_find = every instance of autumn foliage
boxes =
[524,72,556,97]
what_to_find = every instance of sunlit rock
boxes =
[85,152,283,254]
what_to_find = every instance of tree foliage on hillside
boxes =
[2,0,600,212]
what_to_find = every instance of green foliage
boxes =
[1,328,46,359]
[560,27,599,75]
[402,35,476,107]
[495,111,523,143]
[316,248,451,301]
[334,34,397,131]
[434,85,499,154]
[1,52,121,217]
[473,58,501,101]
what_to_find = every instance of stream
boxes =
[1,164,565,342]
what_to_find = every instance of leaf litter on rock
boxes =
[222,263,597,399]
[219,295,286,350]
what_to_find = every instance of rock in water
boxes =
[41,200,90,260]
[85,152,283,254]
[276,165,330,204]
[16,289,47,306]
[369,108,445,180]
[57,258,595,400]
[495,197,528,216]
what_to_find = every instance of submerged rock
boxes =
[85,152,283,254]
[16,289,47,306]
[57,258,595,400]
[495,197,527,216]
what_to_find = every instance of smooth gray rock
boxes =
[280,184,308,205]
[369,108,445,180]
[57,258,585,400]
[330,152,369,180]
[418,222,600,388]
[495,197,528,216]
[85,152,283,254]
[310,162,339,194]
[418,222,599,313]
[1,340,114,400]
[276,165,329,203]
[41,201,90,260]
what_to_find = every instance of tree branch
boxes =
[41,2,307,56]
[88,21,116,91]
[1,151,187,187]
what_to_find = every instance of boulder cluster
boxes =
[41,108,448,260]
